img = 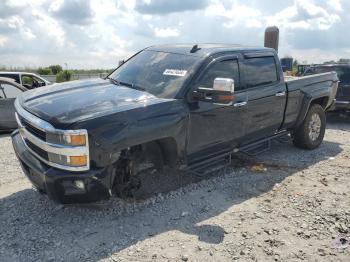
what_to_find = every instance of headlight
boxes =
[47,132,87,146]
[45,130,89,168]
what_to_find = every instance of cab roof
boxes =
[146,43,274,57]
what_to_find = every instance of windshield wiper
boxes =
[107,77,145,91]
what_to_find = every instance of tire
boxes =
[292,104,326,150]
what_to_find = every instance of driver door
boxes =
[187,55,247,162]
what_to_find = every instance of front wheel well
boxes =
[118,137,179,169]
[111,138,179,198]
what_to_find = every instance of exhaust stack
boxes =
[264,26,279,52]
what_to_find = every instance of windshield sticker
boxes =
[163,69,187,77]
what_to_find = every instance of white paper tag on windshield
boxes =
[163,69,187,77]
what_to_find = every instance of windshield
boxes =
[304,66,350,84]
[108,50,201,98]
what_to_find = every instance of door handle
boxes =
[275,91,286,97]
[233,101,247,107]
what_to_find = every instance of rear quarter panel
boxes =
[283,72,338,129]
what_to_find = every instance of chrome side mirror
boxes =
[192,78,235,106]
[213,78,235,93]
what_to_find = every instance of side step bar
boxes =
[185,131,290,175]
[238,131,290,155]
[187,150,232,176]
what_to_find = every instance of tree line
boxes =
[36,65,113,83]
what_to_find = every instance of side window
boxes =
[245,57,278,88]
[21,75,34,89]
[198,60,240,89]
[33,76,45,86]
[2,84,22,98]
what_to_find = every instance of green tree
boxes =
[293,59,298,67]
[56,70,72,83]
[49,65,63,75]
[37,67,52,75]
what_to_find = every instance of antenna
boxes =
[190,44,201,53]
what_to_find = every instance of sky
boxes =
[0,0,349,69]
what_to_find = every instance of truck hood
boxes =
[18,78,173,128]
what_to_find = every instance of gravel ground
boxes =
[0,113,349,262]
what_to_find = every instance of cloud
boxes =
[153,27,180,37]
[0,35,8,46]
[49,0,95,25]
[135,0,210,15]
[0,1,23,18]
[0,0,349,68]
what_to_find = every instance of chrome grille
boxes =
[20,116,46,141]
[25,139,49,160]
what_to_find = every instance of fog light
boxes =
[74,180,85,190]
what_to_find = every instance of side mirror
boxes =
[192,78,235,106]
[213,78,234,93]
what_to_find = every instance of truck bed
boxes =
[282,72,338,129]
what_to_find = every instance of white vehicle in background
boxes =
[0,72,51,89]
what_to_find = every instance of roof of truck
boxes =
[146,44,274,57]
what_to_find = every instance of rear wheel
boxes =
[292,104,326,149]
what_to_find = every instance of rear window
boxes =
[245,57,278,88]
[0,74,20,83]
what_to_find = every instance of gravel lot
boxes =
[0,113,349,262]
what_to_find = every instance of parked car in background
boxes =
[0,77,28,132]
[0,72,51,89]
[303,64,350,111]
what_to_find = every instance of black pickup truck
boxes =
[11,44,338,203]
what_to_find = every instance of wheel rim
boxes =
[308,113,321,141]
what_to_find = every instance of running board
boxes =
[240,140,271,156]
[184,131,290,176]
[186,150,232,176]
[238,131,290,156]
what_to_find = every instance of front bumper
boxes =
[12,130,112,204]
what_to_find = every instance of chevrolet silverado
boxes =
[11,44,338,203]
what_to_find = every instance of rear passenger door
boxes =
[241,53,286,143]
[0,83,23,130]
